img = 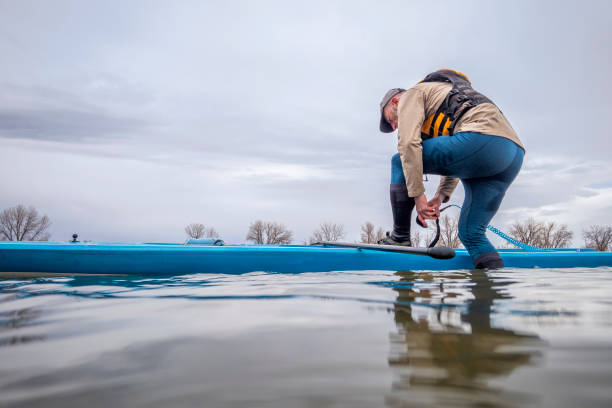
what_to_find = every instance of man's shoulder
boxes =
[411,81,452,93]
[402,82,453,111]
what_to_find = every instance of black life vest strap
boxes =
[429,112,441,137]
[448,102,474,136]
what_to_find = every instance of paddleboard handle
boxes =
[426,246,455,259]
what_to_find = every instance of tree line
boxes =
[1,204,611,251]
[186,216,612,251]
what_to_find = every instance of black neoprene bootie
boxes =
[388,183,414,244]
[474,252,504,269]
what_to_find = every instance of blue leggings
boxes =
[391,132,524,264]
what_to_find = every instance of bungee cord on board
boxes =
[426,204,541,251]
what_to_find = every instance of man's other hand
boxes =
[415,193,438,227]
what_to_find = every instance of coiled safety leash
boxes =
[420,204,540,250]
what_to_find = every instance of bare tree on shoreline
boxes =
[508,218,541,247]
[310,222,345,243]
[583,225,612,251]
[360,222,385,244]
[438,214,461,248]
[410,229,423,247]
[0,205,51,241]
[246,220,293,244]
[508,218,572,248]
[185,223,219,239]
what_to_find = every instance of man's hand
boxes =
[414,193,438,227]
[427,194,444,218]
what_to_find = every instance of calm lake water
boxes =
[1,268,611,407]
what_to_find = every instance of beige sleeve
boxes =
[436,176,460,202]
[397,89,426,197]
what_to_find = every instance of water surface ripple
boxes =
[1,267,611,407]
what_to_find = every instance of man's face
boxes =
[383,96,400,131]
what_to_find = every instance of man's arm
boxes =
[397,88,426,197]
[436,176,459,202]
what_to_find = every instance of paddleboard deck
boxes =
[1,242,611,275]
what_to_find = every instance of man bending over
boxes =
[378,69,525,269]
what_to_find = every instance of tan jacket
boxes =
[397,81,524,199]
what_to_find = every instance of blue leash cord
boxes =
[440,204,541,251]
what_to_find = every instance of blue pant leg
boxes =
[459,148,524,264]
[394,133,495,183]
[422,133,493,177]
[391,153,405,184]
[459,177,508,261]
[420,133,524,266]
[391,135,523,265]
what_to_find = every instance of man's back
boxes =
[409,81,524,150]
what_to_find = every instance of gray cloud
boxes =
[0,108,147,142]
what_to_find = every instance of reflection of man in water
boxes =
[386,270,543,406]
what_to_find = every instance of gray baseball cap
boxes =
[379,88,405,133]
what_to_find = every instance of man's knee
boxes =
[391,153,402,169]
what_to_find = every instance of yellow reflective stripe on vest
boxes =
[422,115,435,136]
[421,113,452,138]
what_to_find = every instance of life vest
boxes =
[419,69,493,139]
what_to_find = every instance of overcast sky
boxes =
[1,0,611,245]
